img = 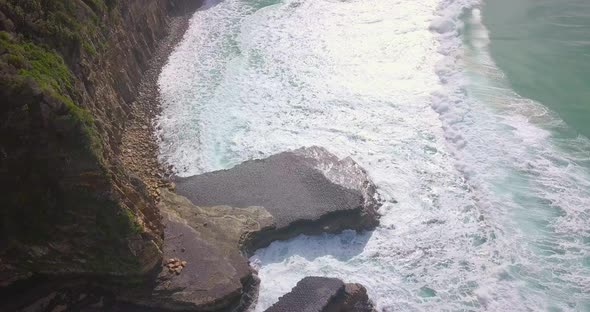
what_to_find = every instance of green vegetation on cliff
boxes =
[0,0,117,57]
[0,31,102,162]
[0,32,73,92]
[0,0,160,281]
[0,0,117,156]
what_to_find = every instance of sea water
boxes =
[157,0,590,310]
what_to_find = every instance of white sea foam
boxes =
[158,0,590,310]
[429,3,590,310]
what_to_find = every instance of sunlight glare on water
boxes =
[157,0,590,310]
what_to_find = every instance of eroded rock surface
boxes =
[0,0,201,286]
[120,147,381,311]
[117,189,272,311]
[265,277,376,312]
[175,146,381,252]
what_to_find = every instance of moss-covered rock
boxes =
[0,0,187,286]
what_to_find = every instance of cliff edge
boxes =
[0,0,201,287]
[0,2,381,311]
[117,146,381,311]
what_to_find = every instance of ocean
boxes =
[156,0,590,310]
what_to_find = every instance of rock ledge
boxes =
[265,276,377,312]
[176,146,381,253]
[120,146,381,311]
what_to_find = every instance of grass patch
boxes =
[0,0,119,59]
[0,31,102,156]
[0,31,72,92]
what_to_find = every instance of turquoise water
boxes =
[457,6,590,310]
[483,0,590,139]
[157,0,590,310]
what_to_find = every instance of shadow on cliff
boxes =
[251,229,374,265]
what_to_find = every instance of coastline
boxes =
[117,8,381,311]
[120,14,192,203]
[0,0,587,310]
[0,7,197,312]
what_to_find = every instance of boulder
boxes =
[265,276,376,312]
[118,146,381,311]
[175,146,381,252]
[116,189,272,311]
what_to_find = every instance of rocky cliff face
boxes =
[0,0,200,286]
[0,2,381,311]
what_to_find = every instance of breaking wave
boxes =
[157,0,590,310]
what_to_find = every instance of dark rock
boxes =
[330,283,378,312]
[0,0,203,309]
[117,147,380,311]
[265,277,344,312]
[175,146,381,252]
[117,189,272,311]
[0,0,195,285]
[265,277,376,312]
[0,11,15,31]
[0,277,115,312]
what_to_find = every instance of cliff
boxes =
[0,2,381,311]
[0,0,200,286]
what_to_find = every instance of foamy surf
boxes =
[157,0,590,310]
[431,5,590,310]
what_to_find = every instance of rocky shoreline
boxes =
[116,146,381,311]
[119,12,189,205]
[0,0,382,310]
[0,0,200,311]
[114,8,383,311]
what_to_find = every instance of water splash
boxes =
[158,0,590,310]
